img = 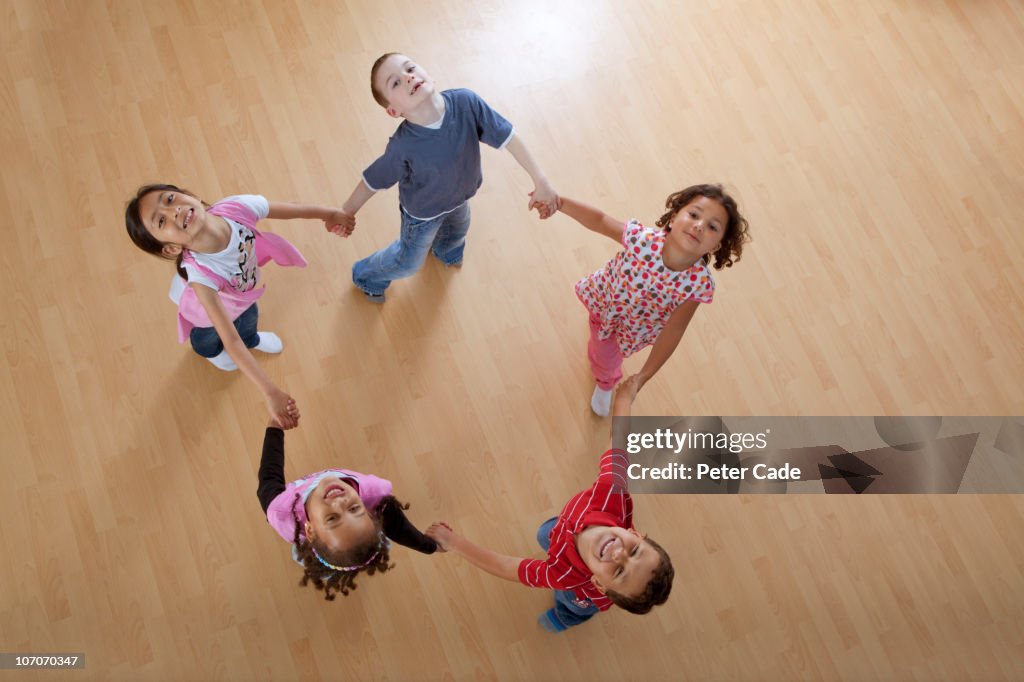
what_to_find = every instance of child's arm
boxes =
[613,374,641,417]
[426,523,521,581]
[380,501,440,554]
[267,201,354,237]
[609,373,641,450]
[556,196,625,244]
[338,180,377,222]
[192,284,301,429]
[256,418,287,513]
[503,133,558,218]
[635,300,701,390]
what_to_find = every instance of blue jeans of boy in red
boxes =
[536,517,600,631]
[352,202,471,296]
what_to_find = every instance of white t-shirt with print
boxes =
[168,195,269,303]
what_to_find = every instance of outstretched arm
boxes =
[609,373,641,450]
[504,133,558,218]
[635,300,700,390]
[268,201,354,237]
[193,284,300,429]
[380,501,439,554]
[257,420,287,513]
[426,523,521,581]
[557,196,625,244]
[341,180,377,219]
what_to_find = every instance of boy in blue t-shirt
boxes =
[336,53,558,302]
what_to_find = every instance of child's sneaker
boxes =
[206,350,238,371]
[537,609,567,633]
[254,332,283,354]
[590,385,613,417]
[357,286,386,303]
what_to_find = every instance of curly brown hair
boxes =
[603,537,674,614]
[290,494,410,600]
[370,52,402,108]
[655,184,750,270]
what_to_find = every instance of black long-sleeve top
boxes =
[257,427,437,553]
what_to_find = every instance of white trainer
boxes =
[207,350,238,371]
[590,385,613,417]
[255,332,283,354]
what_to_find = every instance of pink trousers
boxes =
[587,313,624,390]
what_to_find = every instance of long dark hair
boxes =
[124,183,206,280]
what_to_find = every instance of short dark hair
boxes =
[370,52,401,107]
[655,183,751,270]
[604,537,674,614]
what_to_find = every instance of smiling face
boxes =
[665,195,728,262]
[137,188,209,257]
[575,525,662,597]
[303,477,378,555]
[372,54,435,118]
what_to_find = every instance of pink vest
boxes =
[266,469,394,543]
[175,201,307,342]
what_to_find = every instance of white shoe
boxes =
[207,350,238,371]
[590,385,613,417]
[255,331,283,354]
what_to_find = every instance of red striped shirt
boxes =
[517,449,633,611]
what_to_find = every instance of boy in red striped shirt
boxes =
[427,375,674,632]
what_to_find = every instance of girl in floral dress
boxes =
[555,184,751,416]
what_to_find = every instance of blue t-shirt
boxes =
[362,88,515,220]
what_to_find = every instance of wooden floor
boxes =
[2,1,1023,680]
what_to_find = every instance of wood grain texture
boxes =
[1,0,1022,680]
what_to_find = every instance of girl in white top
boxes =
[125,183,354,428]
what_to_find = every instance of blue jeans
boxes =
[189,303,259,358]
[537,517,600,630]
[352,202,472,295]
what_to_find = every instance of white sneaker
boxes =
[590,385,613,417]
[255,332,283,354]
[207,350,238,371]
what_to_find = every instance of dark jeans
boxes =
[189,303,259,358]
[537,517,600,630]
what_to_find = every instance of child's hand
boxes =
[614,374,642,407]
[528,190,560,220]
[325,210,355,237]
[426,522,456,552]
[268,416,284,429]
[267,389,300,430]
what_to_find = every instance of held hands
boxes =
[266,388,301,430]
[614,373,644,409]
[425,522,457,552]
[528,181,559,220]
[324,209,356,237]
